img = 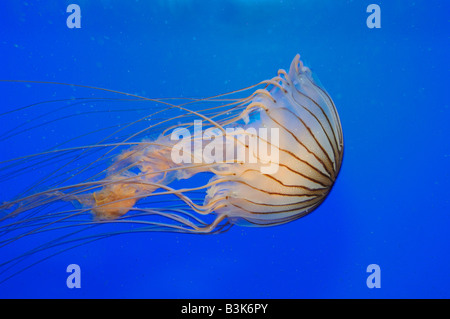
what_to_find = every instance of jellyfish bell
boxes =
[0,54,343,280]
[199,54,344,227]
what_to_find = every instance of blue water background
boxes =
[0,0,449,298]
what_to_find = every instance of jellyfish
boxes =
[0,54,343,281]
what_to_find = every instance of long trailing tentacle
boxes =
[0,79,264,283]
[0,208,232,284]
